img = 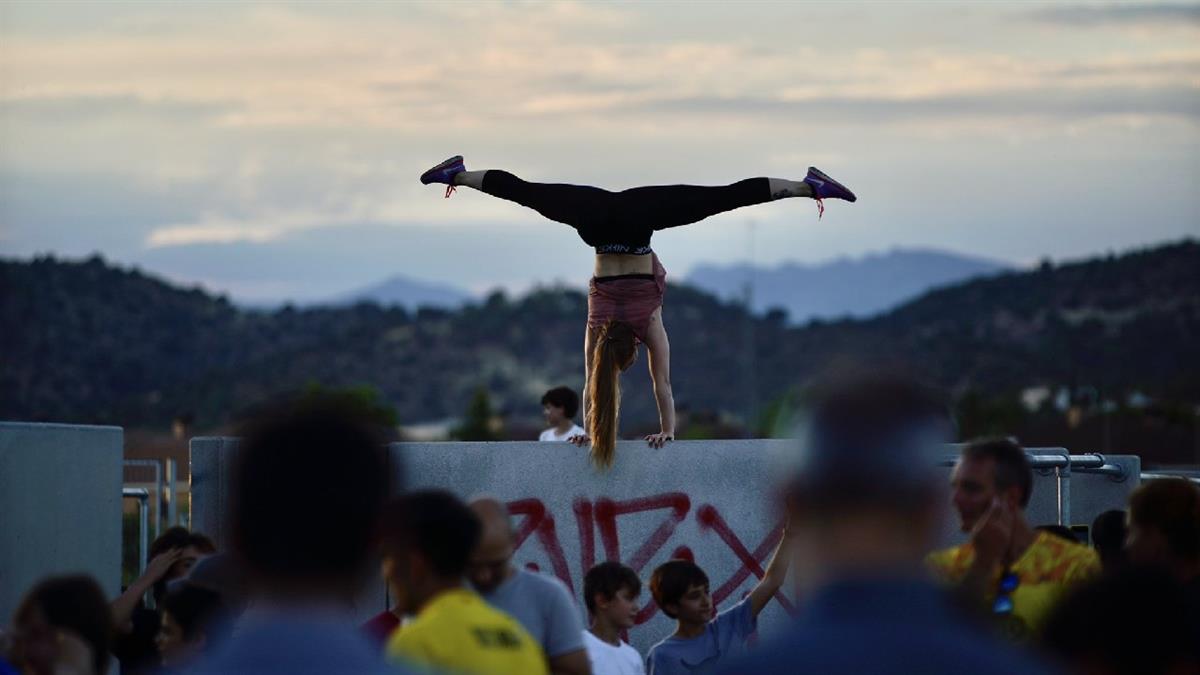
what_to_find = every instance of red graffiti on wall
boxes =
[506,493,794,625]
[697,504,795,613]
[508,498,575,594]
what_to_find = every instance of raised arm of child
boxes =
[747,521,792,617]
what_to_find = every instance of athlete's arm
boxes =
[643,309,675,448]
[570,326,594,446]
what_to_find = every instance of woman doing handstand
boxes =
[420,156,857,467]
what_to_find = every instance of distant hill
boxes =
[687,248,1010,322]
[326,274,473,310]
[3,241,1198,461]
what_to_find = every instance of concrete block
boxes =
[0,422,123,623]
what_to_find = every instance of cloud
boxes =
[0,93,238,123]
[1031,2,1200,26]
[620,84,1200,124]
[3,0,1198,300]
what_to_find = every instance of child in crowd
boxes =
[645,526,791,675]
[583,562,646,675]
[539,386,585,442]
[156,585,227,672]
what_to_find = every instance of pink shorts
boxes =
[587,253,667,344]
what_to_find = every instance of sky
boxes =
[1,1,1198,302]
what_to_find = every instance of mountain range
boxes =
[687,248,1011,322]
[3,240,1198,462]
[327,274,473,310]
[255,248,1008,319]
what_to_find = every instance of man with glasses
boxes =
[928,437,1099,640]
[467,497,592,675]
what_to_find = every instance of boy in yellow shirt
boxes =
[380,490,549,675]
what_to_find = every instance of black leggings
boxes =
[480,170,772,233]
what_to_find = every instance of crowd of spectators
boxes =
[2,375,1199,674]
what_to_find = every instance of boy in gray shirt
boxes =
[645,528,791,675]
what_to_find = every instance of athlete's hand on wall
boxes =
[644,432,673,449]
[567,433,591,447]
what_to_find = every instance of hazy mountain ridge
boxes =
[687,248,1011,322]
[326,274,473,309]
[2,242,1197,457]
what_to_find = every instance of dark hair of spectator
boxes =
[584,561,642,615]
[379,490,482,579]
[1040,566,1200,675]
[1129,478,1200,562]
[160,585,228,643]
[148,526,217,601]
[149,526,217,560]
[649,560,708,620]
[1035,524,1079,544]
[1091,509,1128,568]
[794,371,951,510]
[541,386,580,420]
[962,437,1033,507]
[15,575,112,675]
[231,396,394,583]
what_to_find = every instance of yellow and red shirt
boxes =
[927,531,1100,639]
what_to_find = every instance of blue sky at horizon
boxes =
[2,1,1198,301]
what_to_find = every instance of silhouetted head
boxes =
[380,490,482,615]
[156,584,227,670]
[1127,478,1200,578]
[786,371,953,578]
[231,396,393,599]
[13,575,112,675]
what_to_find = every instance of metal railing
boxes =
[123,459,163,541]
[122,487,149,575]
[1140,471,1200,485]
[940,450,1131,526]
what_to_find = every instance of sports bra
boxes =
[578,222,655,256]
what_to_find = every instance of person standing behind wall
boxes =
[380,490,548,675]
[183,396,419,675]
[540,387,585,443]
[719,373,1055,675]
[1126,478,1200,592]
[469,497,592,675]
[927,437,1100,640]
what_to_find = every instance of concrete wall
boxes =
[190,439,1139,653]
[0,422,123,624]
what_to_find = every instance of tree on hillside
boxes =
[299,382,400,433]
[453,387,502,441]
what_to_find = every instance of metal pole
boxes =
[155,461,163,540]
[139,494,149,574]
[1059,464,1072,526]
[165,458,177,528]
[123,488,150,575]
[1141,472,1200,485]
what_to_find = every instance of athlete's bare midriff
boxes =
[594,252,654,277]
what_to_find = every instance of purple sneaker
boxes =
[420,155,466,198]
[803,166,857,218]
